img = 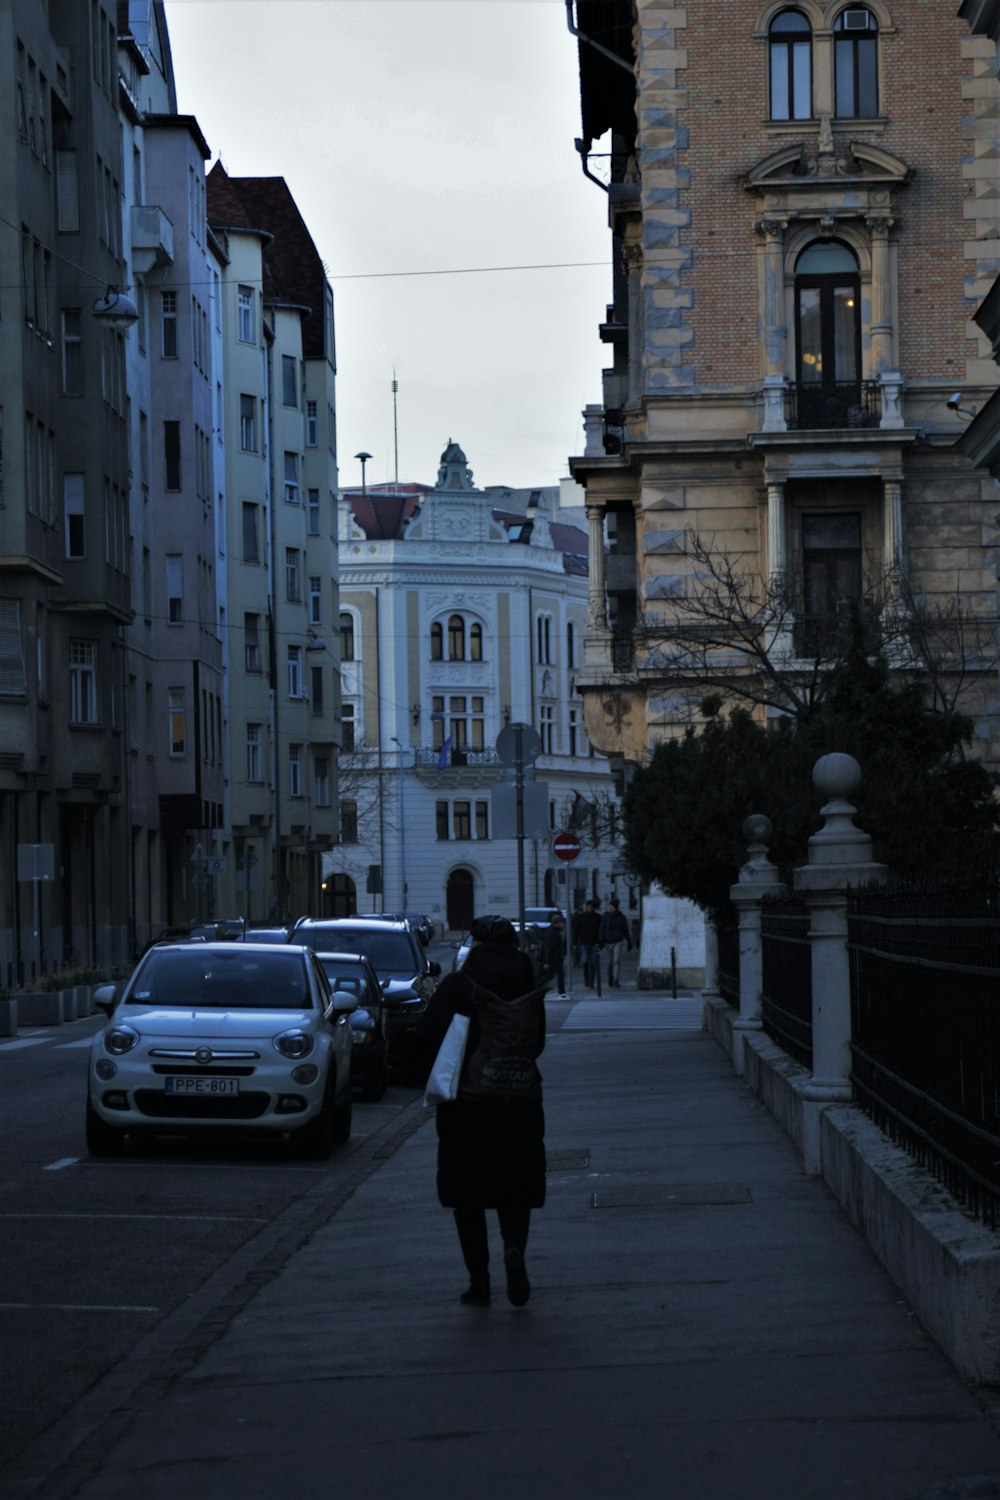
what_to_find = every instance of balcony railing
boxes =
[413,747,500,769]
[790,380,881,431]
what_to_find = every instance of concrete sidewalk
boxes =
[7,996,1000,1500]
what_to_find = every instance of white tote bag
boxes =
[423,1013,471,1108]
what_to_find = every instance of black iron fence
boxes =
[789,379,881,430]
[848,885,1000,1228]
[761,895,813,1070]
[716,921,739,1007]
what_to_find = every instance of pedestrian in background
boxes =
[543,911,568,997]
[572,899,602,987]
[599,896,631,988]
[416,915,547,1308]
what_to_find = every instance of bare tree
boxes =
[631,529,999,738]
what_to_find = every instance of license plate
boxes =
[164,1076,240,1096]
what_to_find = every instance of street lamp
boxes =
[354,451,372,496]
[390,735,407,912]
[91,285,139,330]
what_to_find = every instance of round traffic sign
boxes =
[552,830,582,864]
[496,722,541,768]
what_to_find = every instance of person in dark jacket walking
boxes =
[598,896,632,987]
[542,911,567,996]
[418,915,547,1308]
[572,900,602,986]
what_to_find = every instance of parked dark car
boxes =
[289,917,441,1083]
[316,951,390,1100]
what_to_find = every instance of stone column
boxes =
[883,476,903,573]
[624,239,644,411]
[793,754,887,1173]
[729,814,787,1075]
[866,211,904,429]
[586,501,608,631]
[766,481,787,580]
[756,218,789,431]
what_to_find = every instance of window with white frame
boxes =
[307,488,320,534]
[244,611,262,672]
[70,639,97,723]
[161,289,178,358]
[237,285,255,343]
[309,576,322,625]
[285,548,301,602]
[239,393,256,451]
[339,611,355,662]
[306,400,318,446]
[288,743,302,797]
[431,694,484,753]
[64,473,85,558]
[166,554,183,623]
[539,703,555,754]
[168,686,185,755]
[287,644,303,699]
[246,722,262,782]
[283,451,299,504]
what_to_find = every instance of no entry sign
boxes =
[552,830,582,863]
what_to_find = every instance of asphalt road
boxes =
[0,1009,425,1473]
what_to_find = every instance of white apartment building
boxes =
[330,442,624,936]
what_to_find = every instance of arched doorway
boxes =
[446,867,475,934]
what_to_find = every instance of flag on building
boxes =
[437,737,451,771]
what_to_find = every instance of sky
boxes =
[165,0,612,494]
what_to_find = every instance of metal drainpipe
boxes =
[565,2,634,194]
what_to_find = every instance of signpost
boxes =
[17,843,54,981]
[552,830,582,864]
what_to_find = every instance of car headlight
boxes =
[103,1024,140,1056]
[273,1029,314,1060]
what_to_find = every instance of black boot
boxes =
[460,1278,491,1306]
[504,1247,530,1307]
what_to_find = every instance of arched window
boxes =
[794,240,861,427]
[469,622,483,661]
[447,614,465,661]
[430,620,443,660]
[834,8,878,119]
[339,611,354,663]
[769,9,812,121]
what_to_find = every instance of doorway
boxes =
[446,867,475,934]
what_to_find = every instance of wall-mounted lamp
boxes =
[92,285,139,330]
[946,392,978,420]
[502,704,512,726]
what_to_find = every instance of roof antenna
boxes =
[392,370,399,492]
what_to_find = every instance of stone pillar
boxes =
[624,239,644,410]
[701,916,719,1001]
[883,476,903,573]
[794,753,887,1173]
[586,501,608,631]
[866,213,895,375]
[729,814,787,1075]
[766,481,787,580]
[582,405,605,458]
[756,218,788,431]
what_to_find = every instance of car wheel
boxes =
[85,1098,126,1157]
[292,1074,336,1161]
[331,1078,352,1143]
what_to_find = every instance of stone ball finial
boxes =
[813,752,861,801]
[742,813,773,845]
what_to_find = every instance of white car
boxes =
[86,942,353,1159]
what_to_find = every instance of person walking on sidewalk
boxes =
[599,896,631,988]
[416,915,547,1308]
[572,900,602,987]
[542,910,568,996]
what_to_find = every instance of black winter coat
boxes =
[418,941,547,1210]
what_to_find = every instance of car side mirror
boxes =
[93,983,118,1016]
[331,986,361,1014]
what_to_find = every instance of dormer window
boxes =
[769,9,812,121]
[834,8,879,119]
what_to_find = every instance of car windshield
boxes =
[298,928,415,974]
[127,949,312,1009]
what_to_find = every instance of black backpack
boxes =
[459,981,547,1107]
